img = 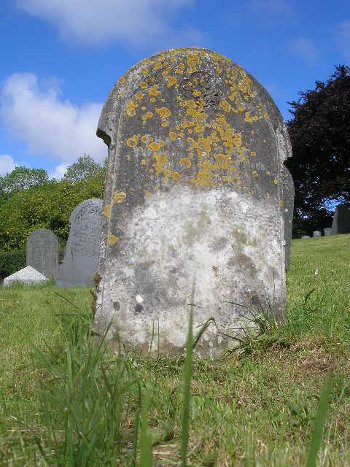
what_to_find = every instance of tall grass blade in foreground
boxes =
[181,288,195,467]
[139,390,153,467]
[32,310,136,465]
[306,374,333,467]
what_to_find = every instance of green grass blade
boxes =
[306,374,333,467]
[181,287,195,467]
[139,390,153,467]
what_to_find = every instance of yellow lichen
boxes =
[147,140,165,152]
[274,178,278,185]
[142,111,154,125]
[153,154,169,175]
[169,131,177,141]
[108,233,119,246]
[103,204,111,218]
[126,100,138,117]
[179,157,192,168]
[113,191,127,203]
[149,86,161,97]
[126,135,140,148]
[155,107,172,119]
[141,134,153,144]
[166,76,177,88]
[220,99,231,113]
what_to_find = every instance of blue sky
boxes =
[0,0,349,178]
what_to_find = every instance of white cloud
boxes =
[337,20,350,61]
[290,37,318,66]
[0,155,16,176]
[1,73,106,165]
[50,163,68,180]
[16,0,202,47]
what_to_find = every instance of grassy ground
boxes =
[0,235,349,466]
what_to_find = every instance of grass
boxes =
[0,234,349,465]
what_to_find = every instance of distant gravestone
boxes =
[302,236,310,239]
[26,228,58,279]
[313,230,322,238]
[93,48,294,358]
[331,204,350,235]
[323,228,332,236]
[56,199,103,287]
[4,266,48,287]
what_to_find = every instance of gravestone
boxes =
[4,266,48,287]
[323,228,332,236]
[331,204,350,235]
[302,236,310,239]
[26,228,59,279]
[93,48,294,358]
[282,166,294,268]
[56,199,103,287]
[313,230,322,238]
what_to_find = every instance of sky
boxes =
[0,0,349,179]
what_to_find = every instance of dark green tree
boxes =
[286,65,350,234]
[63,154,105,183]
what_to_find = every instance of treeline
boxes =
[0,156,105,278]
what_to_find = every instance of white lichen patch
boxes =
[95,186,286,357]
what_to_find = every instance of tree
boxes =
[63,154,105,183]
[286,65,350,234]
[0,166,50,194]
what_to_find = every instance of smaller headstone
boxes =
[331,204,350,235]
[302,235,310,239]
[57,199,103,287]
[313,230,322,238]
[323,228,332,236]
[26,228,59,279]
[3,266,48,287]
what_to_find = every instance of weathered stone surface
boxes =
[323,228,332,236]
[282,166,294,268]
[94,48,293,358]
[4,266,48,286]
[313,230,322,237]
[26,228,59,279]
[56,199,103,287]
[331,204,350,235]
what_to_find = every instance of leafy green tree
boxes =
[0,166,50,194]
[0,172,105,252]
[286,65,350,234]
[63,154,105,183]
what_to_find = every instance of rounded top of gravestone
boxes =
[97,48,291,164]
[27,228,58,242]
[69,198,103,223]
